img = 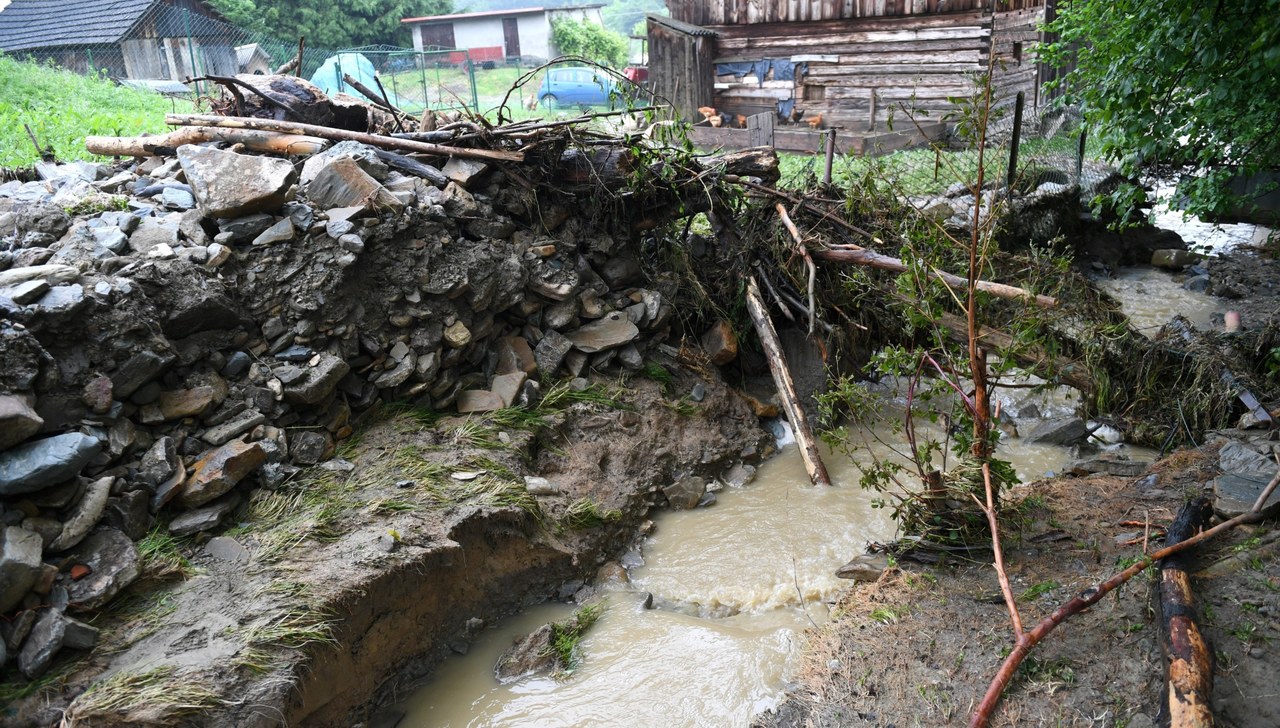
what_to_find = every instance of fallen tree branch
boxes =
[191,74,298,117]
[165,114,523,163]
[812,247,1057,308]
[775,203,819,335]
[1159,497,1215,728]
[969,465,1280,727]
[274,36,304,75]
[86,127,329,157]
[744,275,832,486]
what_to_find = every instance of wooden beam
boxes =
[165,114,525,163]
[86,127,330,157]
[813,246,1058,307]
[744,275,833,487]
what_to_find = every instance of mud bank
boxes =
[0,113,770,723]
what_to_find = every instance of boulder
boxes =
[128,218,180,255]
[169,494,241,536]
[663,475,705,510]
[1218,441,1274,476]
[251,217,295,246]
[306,156,403,213]
[0,526,42,613]
[1023,417,1089,446]
[0,432,101,496]
[835,553,890,582]
[457,390,504,414]
[177,145,298,218]
[299,141,388,186]
[0,393,43,451]
[493,623,557,682]
[157,387,216,421]
[441,157,488,187]
[701,320,739,365]
[110,350,174,399]
[1213,473,1280,519]
[16,609,64,679]
[48,476,113,552]
[496,336,537,375]
[534,330,573,376]
[64,527,140,612]
[182,439,267,507]
[283,353,349,405]
[490,372,527,408]
[565,311,639,354]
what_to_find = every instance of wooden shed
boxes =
[651,0,1049,130]
[0,0,237,81]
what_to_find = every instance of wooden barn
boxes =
[0,0,237,82]
[649,0,1050,133]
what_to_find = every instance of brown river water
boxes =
[392,265,1220,727]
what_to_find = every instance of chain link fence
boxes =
[0,4,483,114]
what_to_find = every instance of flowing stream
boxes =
[392,409,1121,727]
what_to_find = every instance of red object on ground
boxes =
[70,564,92,580]
[624,66,649,83]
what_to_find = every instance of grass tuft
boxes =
[63,666,225,725]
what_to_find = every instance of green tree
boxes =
[208,1,453,49]
[1042,0,1280,218]
[600,0,666,36]
[550,17,628,67]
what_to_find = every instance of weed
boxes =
[1019,581,1059,601]
[869,606,905,624]
[662,397,699,417]
[545,602,603,675]
[136,527,194,581]
[232,607,338,673]
[561,498,623,530]
[63,666,225,725]
[641,362,674,390]
[1015,655,1076,690]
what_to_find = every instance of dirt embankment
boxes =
[755,440,1279,728]
[0,122,770,724]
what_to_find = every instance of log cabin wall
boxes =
[648,15,717,121]
[693,6,1047,132]
[667,0,1045,26]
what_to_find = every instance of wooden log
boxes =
[812,246,1057,308]
[744,275,832,487]
[166,113,524,163]
[373,150,448,187]
[86,127,330,157]
[1159,497,1215,728]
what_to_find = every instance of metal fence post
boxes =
[183,8,201,93]
[1075,121,1087,186]
[1006,90,1024,189]
[466,50,478,114]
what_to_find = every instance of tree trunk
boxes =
[1160,497,1215,728]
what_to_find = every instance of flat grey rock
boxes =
[1213,473,1280,519]
[0,432,101,496]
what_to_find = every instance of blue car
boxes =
[537,67,616,110]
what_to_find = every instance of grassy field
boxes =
[0,55,195,168]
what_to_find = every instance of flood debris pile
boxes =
[0,83,751,683]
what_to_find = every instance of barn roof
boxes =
[0,0,157,52]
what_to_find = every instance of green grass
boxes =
[63,666,226,725]
[0,54,195,168]
[561,497,623,530]
[1019,580,1059,601]
[545,602,603,675]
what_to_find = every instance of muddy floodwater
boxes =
[393,414,1114,727]
[391,254,1208,727]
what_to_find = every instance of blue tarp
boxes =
[310,52,381,98]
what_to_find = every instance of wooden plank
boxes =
[806,62,984,76]
[707,10,989,38]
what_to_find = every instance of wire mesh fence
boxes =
[0,4,485,114]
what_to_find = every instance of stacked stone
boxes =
[0,137,690,679]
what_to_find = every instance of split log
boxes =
[166,114,524,163]
[1159,497,1215,728]
[700,147,781,185]
[86,127,329,157]
[744,275,833,486]
[813,246,1057,308]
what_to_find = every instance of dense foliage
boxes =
[0,55,183,167]
[600,0,666,36]
[1042,0,1280,218]
[550,17,628,67]
[207,0,452,49]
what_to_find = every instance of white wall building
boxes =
[402,5,603,63]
